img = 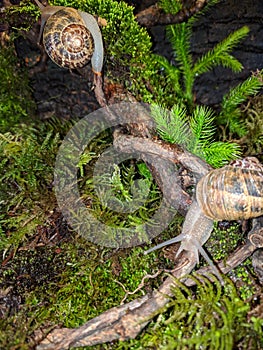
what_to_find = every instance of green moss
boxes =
[78,157,163,245]
[77,277,262,350]
[0,124,60,249]
[205,222,242,261]
[0,43,81,250]
[239,94,263,155]
[0,46,34,132]
[0,236,163,349]
[0,1,262,349]
[141,276,260,350]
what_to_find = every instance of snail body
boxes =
[145,157,263,279]
[34,0,104,73]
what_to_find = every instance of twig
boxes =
[136,0,210,27]
[93,73,107,107]
[36,256,195,350]
[115,270,162,304]
[113,133,212,179]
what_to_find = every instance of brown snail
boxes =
[196,157,263,221]
[34,0,104,73]
[145,157,263,280]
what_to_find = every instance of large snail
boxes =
[145,157,263,278]
[34,0,104,74]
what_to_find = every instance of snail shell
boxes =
[196,157,263,221]
[34,0,104,73]
[43,8,94,69]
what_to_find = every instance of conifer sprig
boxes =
[219,71,263,135]
[190,105,216,146]
[154,55,181,95]
[159,0,182,14]
[151,104,241,167]
[222,74,263,112]
[193,26,249,75]
[151,104,190,146]
[203,142,241,168]
[155,15,249,109]
[168,23,194,102]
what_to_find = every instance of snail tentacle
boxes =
[145,200,215,268]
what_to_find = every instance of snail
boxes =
[34,0,104,74]
[145,157,263,279]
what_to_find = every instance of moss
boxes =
[78,157,163,244]
[239,95,263,156]
[0,1,262,349]
[76,277,262,350]
[0,46,34,132]
[0,123,60,249]
[0,235,162,349]
[0,42,80,249]
[138,276,261,350]
[205,222,243,262]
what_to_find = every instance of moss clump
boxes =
[80,276,263,350]
[238,94,263,156]
[205,222,243,262]
[0,123,60,249]
[0,236,160,349]
[0,46,34,132]
[139,276,262,349]
[77,156,163,246]
[0,45,55,250]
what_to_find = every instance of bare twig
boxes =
[136,0,210,27]
[113,133,212,179]
[93,73,107,107]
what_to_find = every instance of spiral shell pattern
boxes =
[196,158,263,221]
[43,8,94,69]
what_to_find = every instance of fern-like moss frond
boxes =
[220,72,263,117]
[151,103,241,167]
[219,71,263,135]
[193,26,249,75]
[188,0,221,25]
[190,105,216,146]
[167,23,192,70]
[188,105,241,166]
[167,23,194,103]
[151,104,191,146]
[203,141,242,168]
[154,54,181,93]
[158,0,182,14]
[150,276,255,349]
